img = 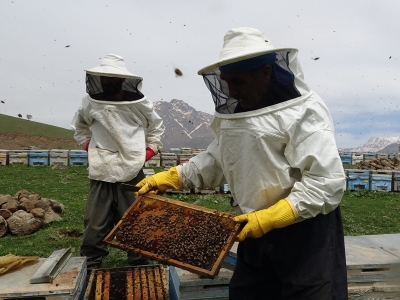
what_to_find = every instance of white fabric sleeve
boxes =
[138,100,163,154]
[71,102,92,145]
[180,139,226,190]
[285,130,346,221]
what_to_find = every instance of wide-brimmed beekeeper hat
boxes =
[198,27,297,74]
[85,54,142,80]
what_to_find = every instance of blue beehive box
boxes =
[69,150,88,166]
[28,150,49,166]
[347,170,370,191]
[339,153,352,165]
[370,170,393,192]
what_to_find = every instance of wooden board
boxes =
[345,235,400,283]
[0,257,86,300]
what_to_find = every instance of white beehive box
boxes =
[8,150,29,166]
[50,149,69,166]
[0,256,87,300]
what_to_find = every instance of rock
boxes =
[34,199,51,211]
[49,199,65,214]
[0,209,12,219]
[15,190,29,200]
[28,194,41,201]
[0,195,14,206]
[7,210,43,236]
[31,208,45,219]
[0,216,7,237]
[1,199,18,213]
[19,199,35,212]
[43,208,62,224]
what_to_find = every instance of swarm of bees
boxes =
[0,254,39,275]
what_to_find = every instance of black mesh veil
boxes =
[202,51,300,114]
[86,74,144,101]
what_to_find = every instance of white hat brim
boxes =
[198,47,297,75]
[85,65,142,80]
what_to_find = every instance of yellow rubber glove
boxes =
[233,199,296,242]
[135,167,181,195]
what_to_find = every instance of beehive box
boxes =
[28,150,50,166]
[0,150,9,166]
[83,265,169,300]
[370,170,393,192]
[50,149,69,166]
[169,266,233,300]
[339,152,352,165]
[0,256,86,300]
[145,154,161,168]
[347,170,370,191]
[393,172,400,192]
[8,150,28,166]
[104,194,242,278]
[69,150,88,166]
[352,153,363,165]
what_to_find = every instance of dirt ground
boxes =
[0,133,78,150]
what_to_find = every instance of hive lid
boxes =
[104,194,242,278]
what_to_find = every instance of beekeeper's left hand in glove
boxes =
[233,199,296,242]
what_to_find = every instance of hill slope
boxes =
[0,114,77,150]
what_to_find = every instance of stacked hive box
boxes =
[0,150,9,166]
[49,149,69,166]
[347,170,370,191]
[161,152,178,168]
[370,170,393,191]
[8,150,28,165]
[145,153,161,167]
[339,152,352,165]
[28,150,49,166]
[351,153,363,165]
[69,150,88,166]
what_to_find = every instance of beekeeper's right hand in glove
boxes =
[136,167,181,195]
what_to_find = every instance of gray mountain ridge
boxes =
[153,99,215,151]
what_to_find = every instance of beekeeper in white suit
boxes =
[72,54,163,271]
[136,28,348,299]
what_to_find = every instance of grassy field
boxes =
[0,165,399,268]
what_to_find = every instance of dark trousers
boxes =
[80,170,145,269]
[229,207,348,300]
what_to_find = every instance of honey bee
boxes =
[174,68,183,77]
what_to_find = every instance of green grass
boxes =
[0,166,399,268]
[0,113,74,140]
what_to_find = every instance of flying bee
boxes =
[174,68,183,77]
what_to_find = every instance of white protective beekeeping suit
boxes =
[72,54,163,183]
[177,28,346,221]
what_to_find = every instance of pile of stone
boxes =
[0,190,64,237]
[354,157,400,170]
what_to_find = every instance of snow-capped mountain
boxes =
[339,136,400,153]
[153,99,215,150]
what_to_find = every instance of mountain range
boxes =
[154,99,215,150]
[339,136,400,153]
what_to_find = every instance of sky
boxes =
[0,0,399,149]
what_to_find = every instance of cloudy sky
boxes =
[0,0,399,148]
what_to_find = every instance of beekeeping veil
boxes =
[85,54,144,101]
[198,27,311,113]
